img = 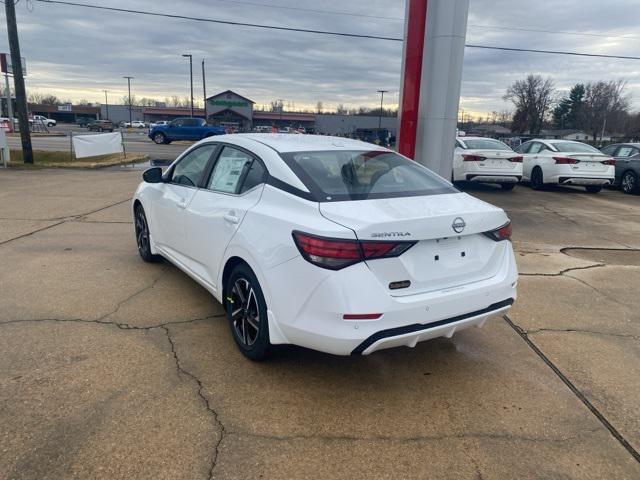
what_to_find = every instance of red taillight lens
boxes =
[343,313,383,320]
[602,158,615,166]
[484,221,512,242]
[553,156,579,165]
[509,156,523,163]
[462,154,485,162]
[292,231,416,270]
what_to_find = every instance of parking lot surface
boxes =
[0,169,639,479]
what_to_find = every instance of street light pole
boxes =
[103,90,109,120]
[182,54,194,117]
[202,58,206,119]
[377,90,388,129]
[123,76,133,124]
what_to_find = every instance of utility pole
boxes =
[377,90,388,129]
[182,54,194,117]
[5,0,33,163]
[103,90,109,120]
[123,76,133,124]
[201,58,206,119]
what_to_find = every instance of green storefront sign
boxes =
[208,99,248,108]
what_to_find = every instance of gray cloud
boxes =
[3,0,639,114]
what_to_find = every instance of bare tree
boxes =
[580,80,630,142]
[504,75,555,134]
[316,101,323,114]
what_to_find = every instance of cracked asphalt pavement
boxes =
[0,170,639,479]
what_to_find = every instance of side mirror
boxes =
[143,167,163,184]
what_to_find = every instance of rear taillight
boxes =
[602,158,615,166]
[462,154,485,162]
[484,221,512,242]
[292,231,416,270]
[553,156,579,165]
[509,156,523,163]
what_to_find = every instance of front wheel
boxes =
[134,206,162,263]
[225,264,270,361]
[500,183,516,191]
[47,122,55,127]
[621,171,638,194]
[153,132,167,144]
[585,185,602,193]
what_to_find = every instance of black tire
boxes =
[225,263,270,361]
[620,171,638,194]
[530,167,544,190]
[585,185,602,193]
[500,183,516,191]
[134,205,162,263]
[153,132,167,144]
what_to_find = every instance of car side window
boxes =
[207,146,254,194]
[601,145,618,156]
[528,143,544,154]
[631,148,640,158]
[616,146,636,158]
[516,142,530,154]
[171,145,217,187]
[172,119,184,127]
[455,140,464,149]
[240,159,267,193]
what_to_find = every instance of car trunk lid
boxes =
[319,193,510,296]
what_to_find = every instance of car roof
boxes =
[457,136,502,141]
[216,133,389,153]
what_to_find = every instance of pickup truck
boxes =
[30,115,57,127]
[148,117,225,144]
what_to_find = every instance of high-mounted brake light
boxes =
[292,231,416,270]
[553,156,579,165]
[509,156,523,163]
[462,154,485,162]
[602,158,616,166]
[483,221,512,242]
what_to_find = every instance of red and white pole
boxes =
[398,0,469,179]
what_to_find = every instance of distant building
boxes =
[29,103,99,122]
[540,129,592,141]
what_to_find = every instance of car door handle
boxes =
[177,198,188,209]
[224,213,240,224]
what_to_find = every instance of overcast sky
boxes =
[2,0,639,116]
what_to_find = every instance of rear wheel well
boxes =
[133,199,142,215]
[222,256,250,305]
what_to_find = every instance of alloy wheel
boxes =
[230,277,260,346]
[621,172,637,194]
[135,209,150,253]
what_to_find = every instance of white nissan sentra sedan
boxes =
[133,134,518,360]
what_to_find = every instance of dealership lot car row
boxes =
[454,137,640,194]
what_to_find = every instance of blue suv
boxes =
[149,117,226,144]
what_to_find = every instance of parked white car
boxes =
[453,137,523,190]
[516,139,615,193]
[131,120,146,128]
[29,115,56,127]
[150,120,170,129]
[133,134,517,360]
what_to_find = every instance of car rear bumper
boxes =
[466,174,521,183]
[556,176,614,186]
[265,242,518,355]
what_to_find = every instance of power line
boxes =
[466,44,640,61]
[207,0,403,21]
[35,0,403,41]
[468,23,639,41]
[34,0,640,61]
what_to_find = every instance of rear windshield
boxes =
[462,139,511,151]
[280,150,456,202]
[552,142,599,153]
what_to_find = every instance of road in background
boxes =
[5,124,191,160]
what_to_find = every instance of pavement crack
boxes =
[0,220,66,247]
[161,326,226,480]
[526,327,639,341]
[503,314,640,464]
[520,263,605,277]
[224,427,601,445]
